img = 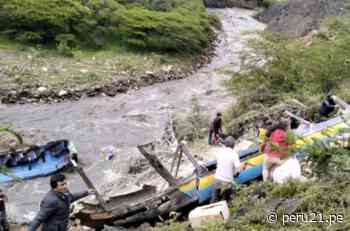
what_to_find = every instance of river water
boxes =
[0,8,265,223]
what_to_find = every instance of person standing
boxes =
[208,112,223,145]
[261,119,292,181]
[210,136,242,203]
[28,174,94,231]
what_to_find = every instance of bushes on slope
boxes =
[0,0,216,54]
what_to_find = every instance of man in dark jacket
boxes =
[208,112,223,145]
[28,174,93,231]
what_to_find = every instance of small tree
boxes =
[187,96,209,140]
[173,96,209,141]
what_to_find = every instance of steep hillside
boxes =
[257,0,346,37]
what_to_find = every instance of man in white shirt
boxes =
[210,136,241,203]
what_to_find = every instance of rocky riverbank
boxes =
[203,0,260,9]
[0,50,214,105]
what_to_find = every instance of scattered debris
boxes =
[101,146,118,161]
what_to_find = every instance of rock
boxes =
[279,198,303,214]
[58,90,68,97]
[3,96,16,104]
[19,90,32,98]
[86,90,98,97]
[37,87,47,93]
[264,198,303,215]
[116,86,128,93]
[32,93,40,98]
[0,52,194,105]
[103,87,117,97]
[162,65,172,72]
[205,89,214,95]
[264,198,284,211]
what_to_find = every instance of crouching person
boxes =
[210,136,242,203]
[28,174,94,231]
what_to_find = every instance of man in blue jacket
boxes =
[28,174,93,231]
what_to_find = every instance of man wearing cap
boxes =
[208,112,223,145]
[210,136,242,203]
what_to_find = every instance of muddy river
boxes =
[0,8,265,224]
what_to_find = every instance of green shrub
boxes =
[56,34,77,57]
[15,31,44,44]
[116,3,213,53]
[303,128,350,178]
[0,0,95,44]
[173,96,209,141]
[226,16,350,118]
[0,0,122,48]
[0,0,213,54]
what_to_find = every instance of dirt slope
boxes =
[257,0,346,37]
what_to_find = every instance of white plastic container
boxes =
[188,201,230,228]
